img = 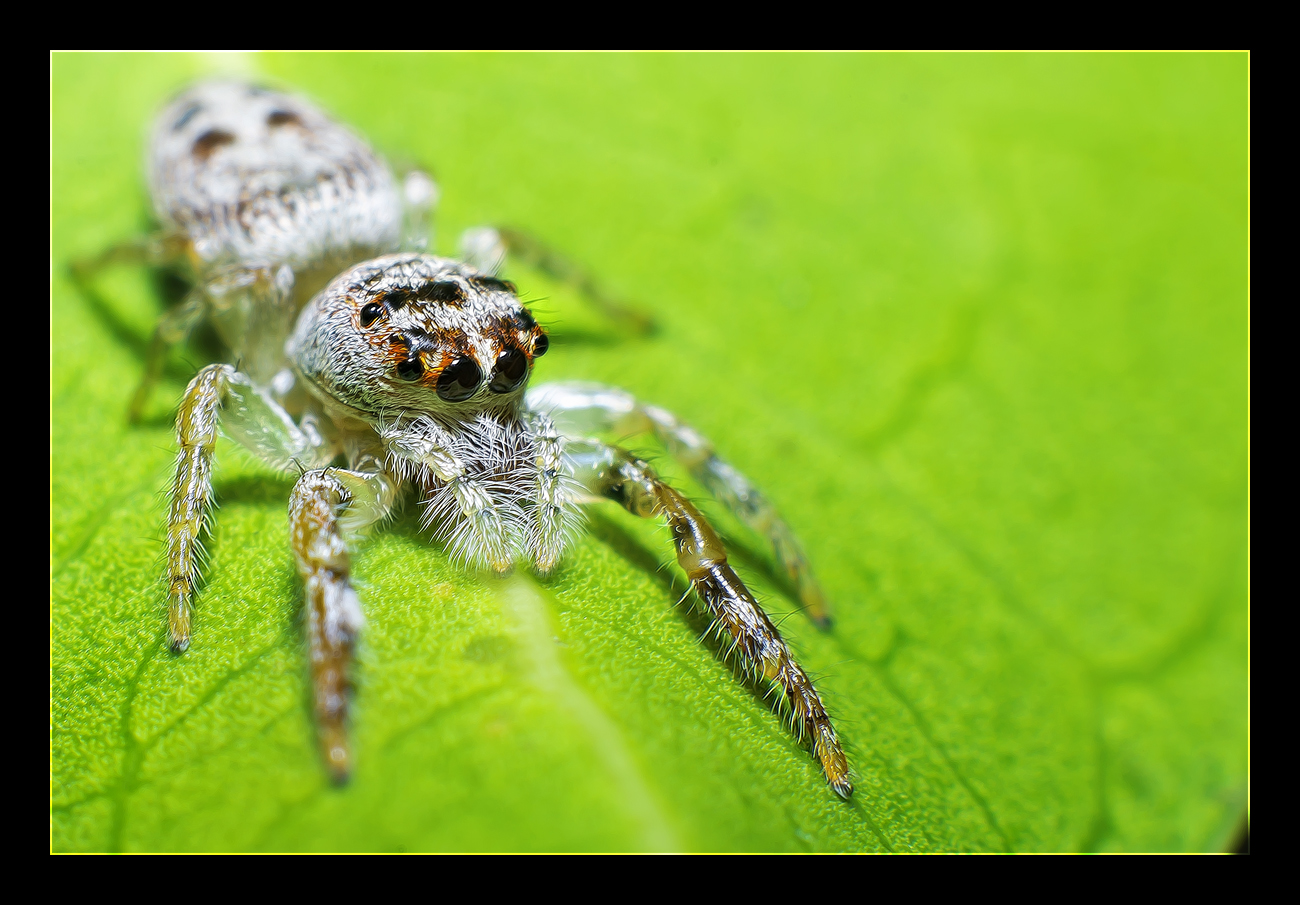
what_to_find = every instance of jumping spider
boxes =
[78,81,853,800]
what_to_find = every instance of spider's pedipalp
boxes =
[523,411,583,573]
[381,415,519,572]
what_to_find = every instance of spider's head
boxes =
[288,254,548,423]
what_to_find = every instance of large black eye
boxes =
[532,334,549,357]
[489,348,529,394]
[396,357,424,381]
[436,357,482,402]
[359,302,384,328]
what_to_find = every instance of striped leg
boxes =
[165,364,331,652]
[530,382,832,628]
[165,365,229,652]
[289,466,397,782]
[566,439,852,799]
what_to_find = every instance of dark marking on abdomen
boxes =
[192,129,236,161]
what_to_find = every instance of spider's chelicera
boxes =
[82,81,853,800]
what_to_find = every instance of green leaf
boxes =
[51,52,1248,852]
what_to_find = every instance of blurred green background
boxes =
[51,53,1248,852]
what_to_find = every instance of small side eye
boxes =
[532,334,549,357]
[396,358,424,381]
[359,302,384,328]
[172,102,202,132]
[437,357,483,402]
[489,348,529,394]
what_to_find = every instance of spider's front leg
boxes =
[531,383,832,628]
[289,462,398,781]
[165,363,332,652]
[567,439,853,799]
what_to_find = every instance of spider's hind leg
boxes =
[565,438,852,799]
[530,382,832,629]
[400,168,439,252]
[68,232,197,423]
[459,226,655,334]
[129,286,206,423]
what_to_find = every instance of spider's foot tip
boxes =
[832,780,854,800]
[168,636,190,654]
[812,614,834,632]
[325,744,351,785]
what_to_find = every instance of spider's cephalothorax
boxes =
[290,254,545,424]
[289,254,576,573]
[85,81,853,802]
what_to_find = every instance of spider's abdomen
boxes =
[149,82,402,276]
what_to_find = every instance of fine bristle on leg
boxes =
[566,438,853,798]
[290,470,372,782]
[166,364,234,653]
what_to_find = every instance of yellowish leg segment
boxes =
[68,232,187,284]
[288,467,394,782]
[532,383,832,628]
[166,364,234,652]
[571,439,852,799]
